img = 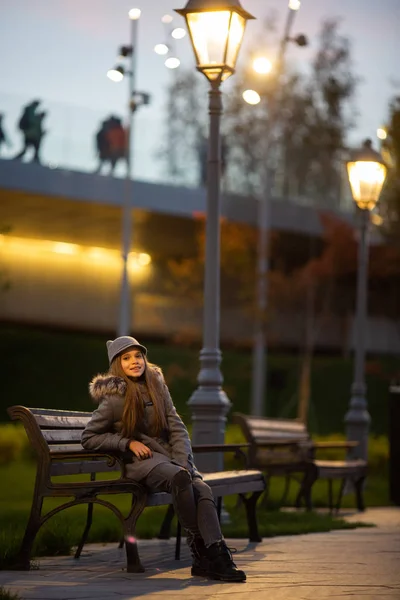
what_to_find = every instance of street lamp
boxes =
[345,139,387,461]
[107,8,151,337]
[175,0,255,472]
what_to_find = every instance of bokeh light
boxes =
[128,8,141,20]
[165,57,180,69]
[154,43,169,55]
[252,56,272,75]
[243,89,261,105]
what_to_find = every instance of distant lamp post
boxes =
[345,139,387,461]
[175,0,255,471]
[107,8,151,337]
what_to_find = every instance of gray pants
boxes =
[143,462,223,547]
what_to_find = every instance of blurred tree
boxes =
[166,215,258,308]
[165,207,400,420]
[158,70,207,186]
[379,96,400,239]
[160,18,358,208]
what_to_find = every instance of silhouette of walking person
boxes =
[94,115,128,175]
[0,113,11,156]
[14,100,47,164]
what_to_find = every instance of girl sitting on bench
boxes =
[81,335,246,582]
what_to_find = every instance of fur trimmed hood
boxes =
[88,365,165,403]
[89,374,126,402]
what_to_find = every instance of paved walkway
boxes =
[0,508,399,600]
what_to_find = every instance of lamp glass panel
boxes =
[225,12,246,69]
[347,160,387,210]
[186,11,231,69]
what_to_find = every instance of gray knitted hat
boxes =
[106,336,147,364]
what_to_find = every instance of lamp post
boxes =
[175,0,255,472]
[107,8,151,337]
[345,139,387,461]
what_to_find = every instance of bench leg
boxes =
[125,537,145,573]
[297,465,318,511]
[239,491,263,543]
[354,476,366,512]
[175,520,182,560]
[328,480,333,513]
[123,486,147,573]
[18,495,44,569]
[75,502,93,559]
[335,478,347,514]
[158,504,175,539]
[260,474,270,508]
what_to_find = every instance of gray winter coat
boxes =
[81,369,201,481]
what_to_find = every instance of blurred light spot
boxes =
[288,0,301,10]
[53,242,79,256]
[371,213,383,226]
[154,43,169,55]
[162,14,173,24]
[165,57,180,69]
[107,68,124,82]
[171,27,186,40]
[243,89,261,105]
[377,128,387,140]
[125,535,136,544]
[252,56,272,75]
[138,253,151,266]
[0,236,152,273]
[129,252,152,270]
[128,8,141,20]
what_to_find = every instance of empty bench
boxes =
[7,405,265,572]
[232,412,368,512]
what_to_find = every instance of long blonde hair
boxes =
[109,354,168,437]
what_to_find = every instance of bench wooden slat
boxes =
[42,430,83,443]
[33,414,91,428]
[49,443,86,453]
[202,470,264,485]
[314,459,367,477]
[244,419,307,433]
[30,408,91,417]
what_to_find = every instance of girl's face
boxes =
[120,349,145,378]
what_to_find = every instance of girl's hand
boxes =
[128,440,153,460]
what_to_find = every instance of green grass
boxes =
[0,588,21,600]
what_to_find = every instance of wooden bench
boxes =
[232,412,368,512]
[7,405,266,573]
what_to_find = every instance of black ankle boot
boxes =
[205,541,246,582]
[189,536,208,577]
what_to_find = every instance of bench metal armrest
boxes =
[192,443,251,468]
[50,450,125,474]
[254,439,305,449]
